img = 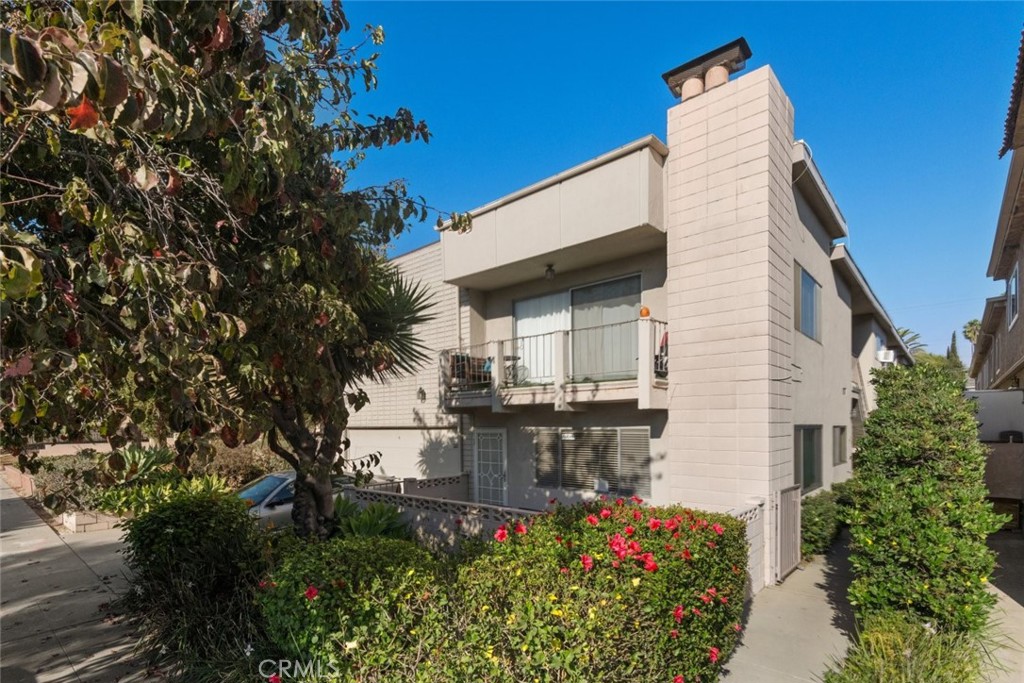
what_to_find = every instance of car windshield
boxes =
[238,475,288,505]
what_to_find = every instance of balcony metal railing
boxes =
[441,317,670,400]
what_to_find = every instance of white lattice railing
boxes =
[730,500,766,596]
[341,484,541,549]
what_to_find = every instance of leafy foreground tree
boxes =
[1,0,466,537]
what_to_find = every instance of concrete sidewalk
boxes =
[722,540,855,682]
[0,479,151,682]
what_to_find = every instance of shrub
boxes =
[824,611,996,683]
[257,536,441,679]
[193,443,282,489]
[801,489,841,557]
[830,477,859,513]
[847,364,1006,632]
[122,491,267,668]
[32,453,103,513]
[94,443,174,486]
[428,500,748,682]
[93,473,232,517]
[333,501,410,539]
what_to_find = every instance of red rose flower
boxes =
[304,585,318,601]
[692,607,702,616]
[611,560,620,568]
[670,629,678,639]
[673,605,684,623]
[701,594,712,604]
[549,497,558,505]
[586,514,600,526]
[707,587,717,596]
[269,675,282,683]
[494,526,508,542]
[630,495,644,504]
[600,508,612,519]
[682,548,693,561]
[709,647,720,664]
[632,509,642,521]
[673,676,684,683]
[615,497,625,506]
[560,566,569,574]
[712,522,725,535]
[707,541,717,549]
[648,518,662,531]
[644,558,658,572]
[580,554,594,572]
[734,623,743,632]
[624,525,635,536]
[514,521,528,535]
[720,596,728,604]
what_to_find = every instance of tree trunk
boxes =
[269,403,344,539]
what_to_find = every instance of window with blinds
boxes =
[532,427,651,497]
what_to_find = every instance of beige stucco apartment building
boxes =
[970,32,1024,391]
[347,40,911,587]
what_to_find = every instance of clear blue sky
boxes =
[342,1,1023,355]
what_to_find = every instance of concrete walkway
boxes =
[722,540,855,682]
[723,532,1024,683]
[0,479,150,682]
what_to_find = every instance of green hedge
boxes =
[801,489,842,557]
[427,500,747,682]
[258,536,441,679]
[825,611,994,683]
[847,364,1005,633]
[122,492,267,668]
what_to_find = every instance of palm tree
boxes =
[963,319,981,351]
[897,327,927,353]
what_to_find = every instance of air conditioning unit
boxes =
[876,349,896,364]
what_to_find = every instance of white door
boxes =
[514,292,570,384]
[474,429,508,506]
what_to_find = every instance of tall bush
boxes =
[801,489,841,557]
[122,492,267,667]
[847,364,1005,632]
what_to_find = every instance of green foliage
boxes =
[847,364,1006,632]
[333,501,409,540]
[192,442,281,489]
[122,491,268,668]
[94,443,174,486]
[824,612,997,683]
[258,536,441,679]
[93,472,231,517]
[963,319,981,346]
[428,501,748,682]
[32,452,103,513]
[945,331,963,370]
[0,0,461,537]
[801,489,841,558]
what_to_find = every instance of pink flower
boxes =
[644,558,659,572]
[673,676,684,683]
[673,604,684,623]
[599,508,612,519]
[494,526,508,542]
[707,541,717,549]
[632,509,642,521]
[692,607,702,616]
[707,587,717,597]
[269,675,282,683]
[624,525,635,536]
[720,596,729,604]
[304,585,318,601]
[712,522,724,535]
[560,566,569,574]
[682,548,693,561]
[599,494,608,501]
[586,514,600,526]
[580,554,594,572]
[701,594,712,604]
[611,560,620,568]
[709,646,720,664]
[615,497,625,506]
[630,495,644,504]
[648,518,662,531]
[734,623,743,632]
[514,521,528,535]
[258,580,268,589]
[549,497,558,505]
[670,629,679,639]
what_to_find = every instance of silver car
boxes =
[238,470,399,529]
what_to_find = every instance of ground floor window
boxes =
[832,425,847,465]
[534,426,650,497]
[794,425,822,492]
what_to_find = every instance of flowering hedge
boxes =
[425,499,748,682]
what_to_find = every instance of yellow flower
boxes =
[481,605,490,612]
[631,578,641,587]
[600,599,608,607]
[516,568,522,577]
[548,593,557,602]
[981,576,988,583]
[615,593,622,600]
[552,608,564,617]
[588,608,596,620]
[522,644,529,652]
[570,585,580,591]
[407,568,416,576]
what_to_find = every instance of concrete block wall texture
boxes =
[665,66,797,589]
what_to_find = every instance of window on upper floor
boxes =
[1009,263,1020,330]
[794,263,821,341]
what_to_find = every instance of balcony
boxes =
[441,318,668,411]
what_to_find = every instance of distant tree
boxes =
[946,331,963,369]
[963,319,981,350]
[896,327,926,353]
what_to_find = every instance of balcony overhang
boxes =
[968,296,1007,378]
[441,136,668,290]
[988,148,1024,279]
[792,141,848,241]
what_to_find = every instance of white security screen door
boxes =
[513,292,570,384]
[474,429,508,506]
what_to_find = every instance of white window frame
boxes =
[1009,263,1020,330]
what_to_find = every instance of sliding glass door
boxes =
[570,276,641,381]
